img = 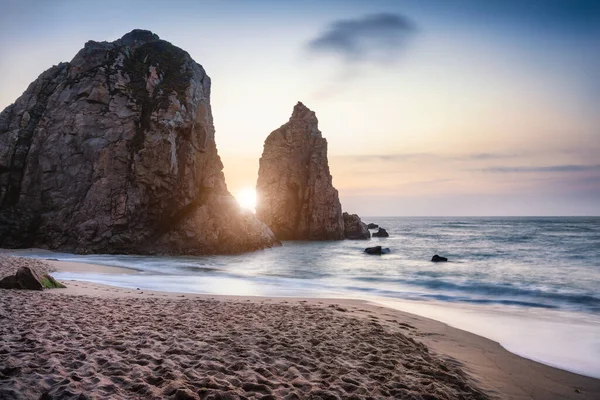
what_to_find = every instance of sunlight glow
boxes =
[235,187,257,212]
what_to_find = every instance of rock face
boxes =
[256,102,344,240]
[367,223,378,229]
[0,266,65,290]
[372,228,389,237]
[0,29,278,254]
[343,212,371,240]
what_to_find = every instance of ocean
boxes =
[15,217,600,378]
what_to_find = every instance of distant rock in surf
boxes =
[372,228,389,237]
[256,102,345,240]
[343,212,371,240]
[367,223,379,229]
[0,29,279,255]
[432,255,448,262]
[364,246,390,255]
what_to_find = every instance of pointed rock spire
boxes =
[256,102,345,240]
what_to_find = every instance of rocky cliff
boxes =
[256,102,345,240]
[0,30,279,254]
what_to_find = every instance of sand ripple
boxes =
[0,290,488,399]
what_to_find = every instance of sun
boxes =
[235,187,257,212]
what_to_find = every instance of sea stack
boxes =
[0,30,279,255]
[256,102,345,240]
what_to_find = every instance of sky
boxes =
[1,0,599,216]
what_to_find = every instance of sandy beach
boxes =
[1,256,599,400]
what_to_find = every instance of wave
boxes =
[421,294,559,309]
[13,216,600,315]
[343,286,560,309]
[350,276,600,312]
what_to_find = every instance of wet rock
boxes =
[364,246,390,255]
[372,228,389,237]
[256,102,344,240]
[0,29,278,255]
[367,223,379,229]
[0,266,65,290]
[431,255,448,262]
[343,212,371,240]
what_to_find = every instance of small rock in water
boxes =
[364,246,391,255]
[431,255,448,262]
[367,223,379,229]
[372,228,389,237]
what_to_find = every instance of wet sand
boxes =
[1,256,599,399]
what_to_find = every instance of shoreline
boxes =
[2,255,599,399]
[45,256,600,380]
[48,259,600,398]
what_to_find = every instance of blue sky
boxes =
[1,0,598,215]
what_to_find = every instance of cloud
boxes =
[466,152,520,160]
[342,153,430,163]
[341,179,457,194]
[480,164,600,173]
[334,152,521,163]
[307,13,416,64]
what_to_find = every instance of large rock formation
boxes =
[256,102,345,240]
[0,29,278,255]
